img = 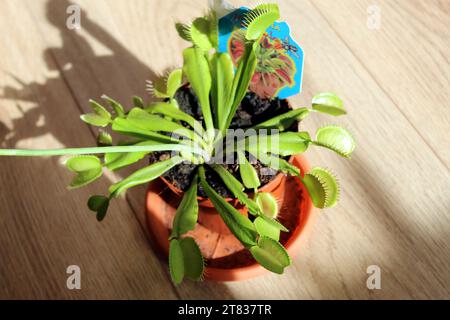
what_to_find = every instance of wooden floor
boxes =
[0,0,448,299]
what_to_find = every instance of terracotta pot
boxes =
[145,155,316,282]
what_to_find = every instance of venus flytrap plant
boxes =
[0,4,356,284]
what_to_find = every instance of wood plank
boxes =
[0,0,177,299]
[276,0,450,299]
[311,0,450,167]
[8,0,449,299]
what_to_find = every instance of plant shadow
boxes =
[0,0,236,299]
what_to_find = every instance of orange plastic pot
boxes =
[145,155,316,282]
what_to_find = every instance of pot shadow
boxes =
[0,0,236,299]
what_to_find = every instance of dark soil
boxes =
[149,86,296,198]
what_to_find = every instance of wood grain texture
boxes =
[0,0,449,299]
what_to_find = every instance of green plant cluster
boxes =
[0,4,355,284]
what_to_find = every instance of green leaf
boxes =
[169,237,204,284]
[211,53,234,128]
[111,117,176,143]
[199,166,257,247]
[246,131,311,157]
[179,237,204,281]
[97,131,112,146]
[89,99,111,120]
[302,168,340,209]
[170,174,199,239]
[175,22,192,42]
[252,108,310,131]
[166,69,183,98]
[169,239,184,285]
[80,113,110,127]
[312,92,346,116]
[146,102,205,138]
[254,216,280,241]
[87,195,110,222]
[133,96,145,108]
[209,164,262,216]
[121,108,198,142]
[183,47,213,132]
[255,192,278,219]
[244,4,280,41]
[250,236,291,274]
[314,126,355,158]
[104,141,161,171]
[65,155,103,189]
[191,17,214,51]
[222,41,257,132]
[102,95,125,118]
[237,151,260,189]
[109,156,183,197]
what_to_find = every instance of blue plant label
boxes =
[219,8,304,100]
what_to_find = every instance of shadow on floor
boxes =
[0,0,235,299]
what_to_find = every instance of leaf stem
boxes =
[0,145,207,158]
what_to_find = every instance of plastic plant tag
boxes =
[219,7,304,100]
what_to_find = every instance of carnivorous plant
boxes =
[0,4,355,284]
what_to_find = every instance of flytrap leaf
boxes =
[243,4,280,41]
[80,114,110,127]
[175,22,192,42]
[169,237,204,285]
[254,217,280,241]
[250,236,291,274]
[182,47,214,132]
[87,195,110,222]
[102,95,125,118]
[97,131,112,146]
[170,174,199,239]
[133,96,145,109]
[80,100,112,127]
[302,167,340,209]
[190,15,218,51]
[65,155,103,189]
[166,69,183,98]
[199,167,257,247]
[315,126,355,158]
[169,239,184,285]
[179,237,204,281]
[255,192,278,219]
[237,151,260,189]
[109,156,184,197]
[312,93,346,116]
